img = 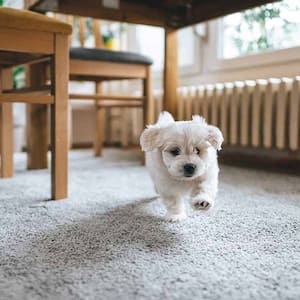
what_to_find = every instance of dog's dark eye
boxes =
[170,148,180,156]
[194,147,201,155]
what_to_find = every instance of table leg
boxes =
[164,28,178,119]
[26,62,48,170]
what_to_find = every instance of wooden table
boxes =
[24,0,276,168]
[26,0,277,116]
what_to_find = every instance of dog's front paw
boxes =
[165,212,187,222]
[191,194,214,211]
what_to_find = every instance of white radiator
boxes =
[162,78,300,151]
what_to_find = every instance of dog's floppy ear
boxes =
[140,126,161,152]
[157,111,175,125]
[140,111,174,151]
[192,115,223,150]
[192,115,206,125]
[206,125,224,151]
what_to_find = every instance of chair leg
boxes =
[51,34,69,200]
[0,68,14,178]
[68,105,73,150]
[94,82,105,157]
[26,104,48,169]
[26,63,48,170]
[94,106,105,157]
[141,66,154,165]
[0,103,13,178]
[143,65,154,127]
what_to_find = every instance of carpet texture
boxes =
[0,149,299,300]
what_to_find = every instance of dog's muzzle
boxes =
[183,163,197,177]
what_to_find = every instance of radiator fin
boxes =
[174,78,300,151]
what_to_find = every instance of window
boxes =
[134,25,199,73]
[1,0,23,8]
[135,26,164,71]
[221,0,300,59]
[71,18,126,50]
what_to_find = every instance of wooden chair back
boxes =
[54,14,104,48]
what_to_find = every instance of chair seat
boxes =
[70,48,153,65]
[0,7,72,34]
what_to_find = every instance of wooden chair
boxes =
[64,16,154,156]
[0,7,72,200]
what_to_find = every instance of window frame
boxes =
[207,18,300,73]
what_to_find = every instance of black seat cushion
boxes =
[70,48,153,65]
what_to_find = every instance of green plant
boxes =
[13,66,25,89]
[223,0,300,57]
[232,6,281,54]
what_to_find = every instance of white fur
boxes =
[140,111,223,222]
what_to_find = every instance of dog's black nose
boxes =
[183,163,197,176]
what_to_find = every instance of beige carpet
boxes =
[0,149,299,300]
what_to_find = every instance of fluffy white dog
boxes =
[140,112,223,222]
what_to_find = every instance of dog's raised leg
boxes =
[162,196,187,222]
[189,176,217,211]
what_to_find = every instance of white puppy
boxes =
[140,112,223,222]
